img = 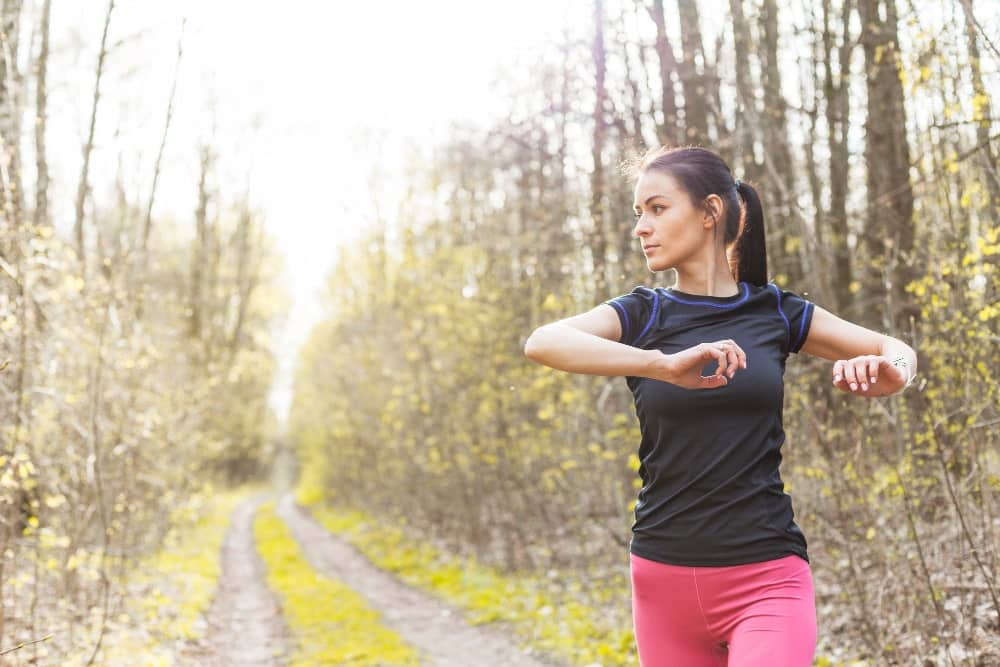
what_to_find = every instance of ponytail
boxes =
[734,181,768,288]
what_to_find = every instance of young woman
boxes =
[523,146,918,666]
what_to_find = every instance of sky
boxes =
[42,0,581,424]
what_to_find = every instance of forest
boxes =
[1,0,998,665]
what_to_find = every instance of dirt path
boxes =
[275,493,568,667]
[180,492,291,666]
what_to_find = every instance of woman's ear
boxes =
[701,194,724,229]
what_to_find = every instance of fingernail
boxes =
[861,383,868,391]
[834,375,841,382]
[871,377,877,383]
[850,383,857,390]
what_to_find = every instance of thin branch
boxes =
[958,0,1000,62]
[141,17,185,252]
[0,633,54,656]
[73,0,115,271]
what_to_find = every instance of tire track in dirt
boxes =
[275,493,568,667]
[180,492,291,666]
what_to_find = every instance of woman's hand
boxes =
[832,354,908,397]
[653,339,747,390]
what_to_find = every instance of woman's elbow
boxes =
[523,326,551,362]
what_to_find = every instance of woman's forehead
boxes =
[633,170,680,202]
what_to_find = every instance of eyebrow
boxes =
[633,194,671,208]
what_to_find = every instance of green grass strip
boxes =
[253,500,420,667]
[299,495,635,667]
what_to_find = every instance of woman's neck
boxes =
[671,271,740,297]
[671,243,740,297]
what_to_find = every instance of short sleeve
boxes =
[604,286,659,346]
[774,285,815,354]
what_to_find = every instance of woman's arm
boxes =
[799,304,918,396]
[524,304,666,377]
[524,304,747,388]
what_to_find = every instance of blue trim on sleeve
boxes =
[608,300,631,344]
[769,283,791,353]
[792,301,813,352]
[635,288,660,343]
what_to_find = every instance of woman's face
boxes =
[632,169,710,273]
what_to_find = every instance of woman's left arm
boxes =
[799,304,918,397]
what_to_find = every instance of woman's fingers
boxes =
[676,340,748,389]
[711,340,745,378]
[704,343,728,378]
[853,359,870,391]
[832,359,851,391]
[844,360,861,390]
[866,356,880,386]
[725,345,740,376]
[833,355,883,393]
[699,372,728,388]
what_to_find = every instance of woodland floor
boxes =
[181,491,567,667]
[179,492,292,666]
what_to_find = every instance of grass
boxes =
[296,486,635,667]
[253,500,419,667]
[57,484,257,666]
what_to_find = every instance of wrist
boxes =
[888,354,916,392]
[642,349,675,383]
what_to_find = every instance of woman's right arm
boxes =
[524,304,746,388]
[523,304,667,377]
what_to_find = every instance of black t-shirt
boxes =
[605,280,815,566]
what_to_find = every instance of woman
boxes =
[523,146,917,666]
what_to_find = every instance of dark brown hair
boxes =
[627,146,767,287]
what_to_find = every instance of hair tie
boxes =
[734,178,741,190]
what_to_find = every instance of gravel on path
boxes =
[179,492,291,667]
[275,492,570,667]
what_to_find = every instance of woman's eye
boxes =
[652,205,665,214]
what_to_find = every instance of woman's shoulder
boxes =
[756,281,817,354]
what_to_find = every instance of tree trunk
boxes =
[74,0,115,275]
[227,206,257,368]
[703,18,729,158]
[729,0,761,181]
[590,0,609,298]
[33,0,50,230]
[823,0,856,314]
[857,0,916,329]
[0,0,24,242]
[959,0,1000,215]
[619,2,647,148]
[189,146,211,341]
[648,0,681,146]
[759,0,804,286]
[676,0,709,146]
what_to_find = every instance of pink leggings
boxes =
[630,552,817,666]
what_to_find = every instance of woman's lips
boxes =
[643,245,659,255]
